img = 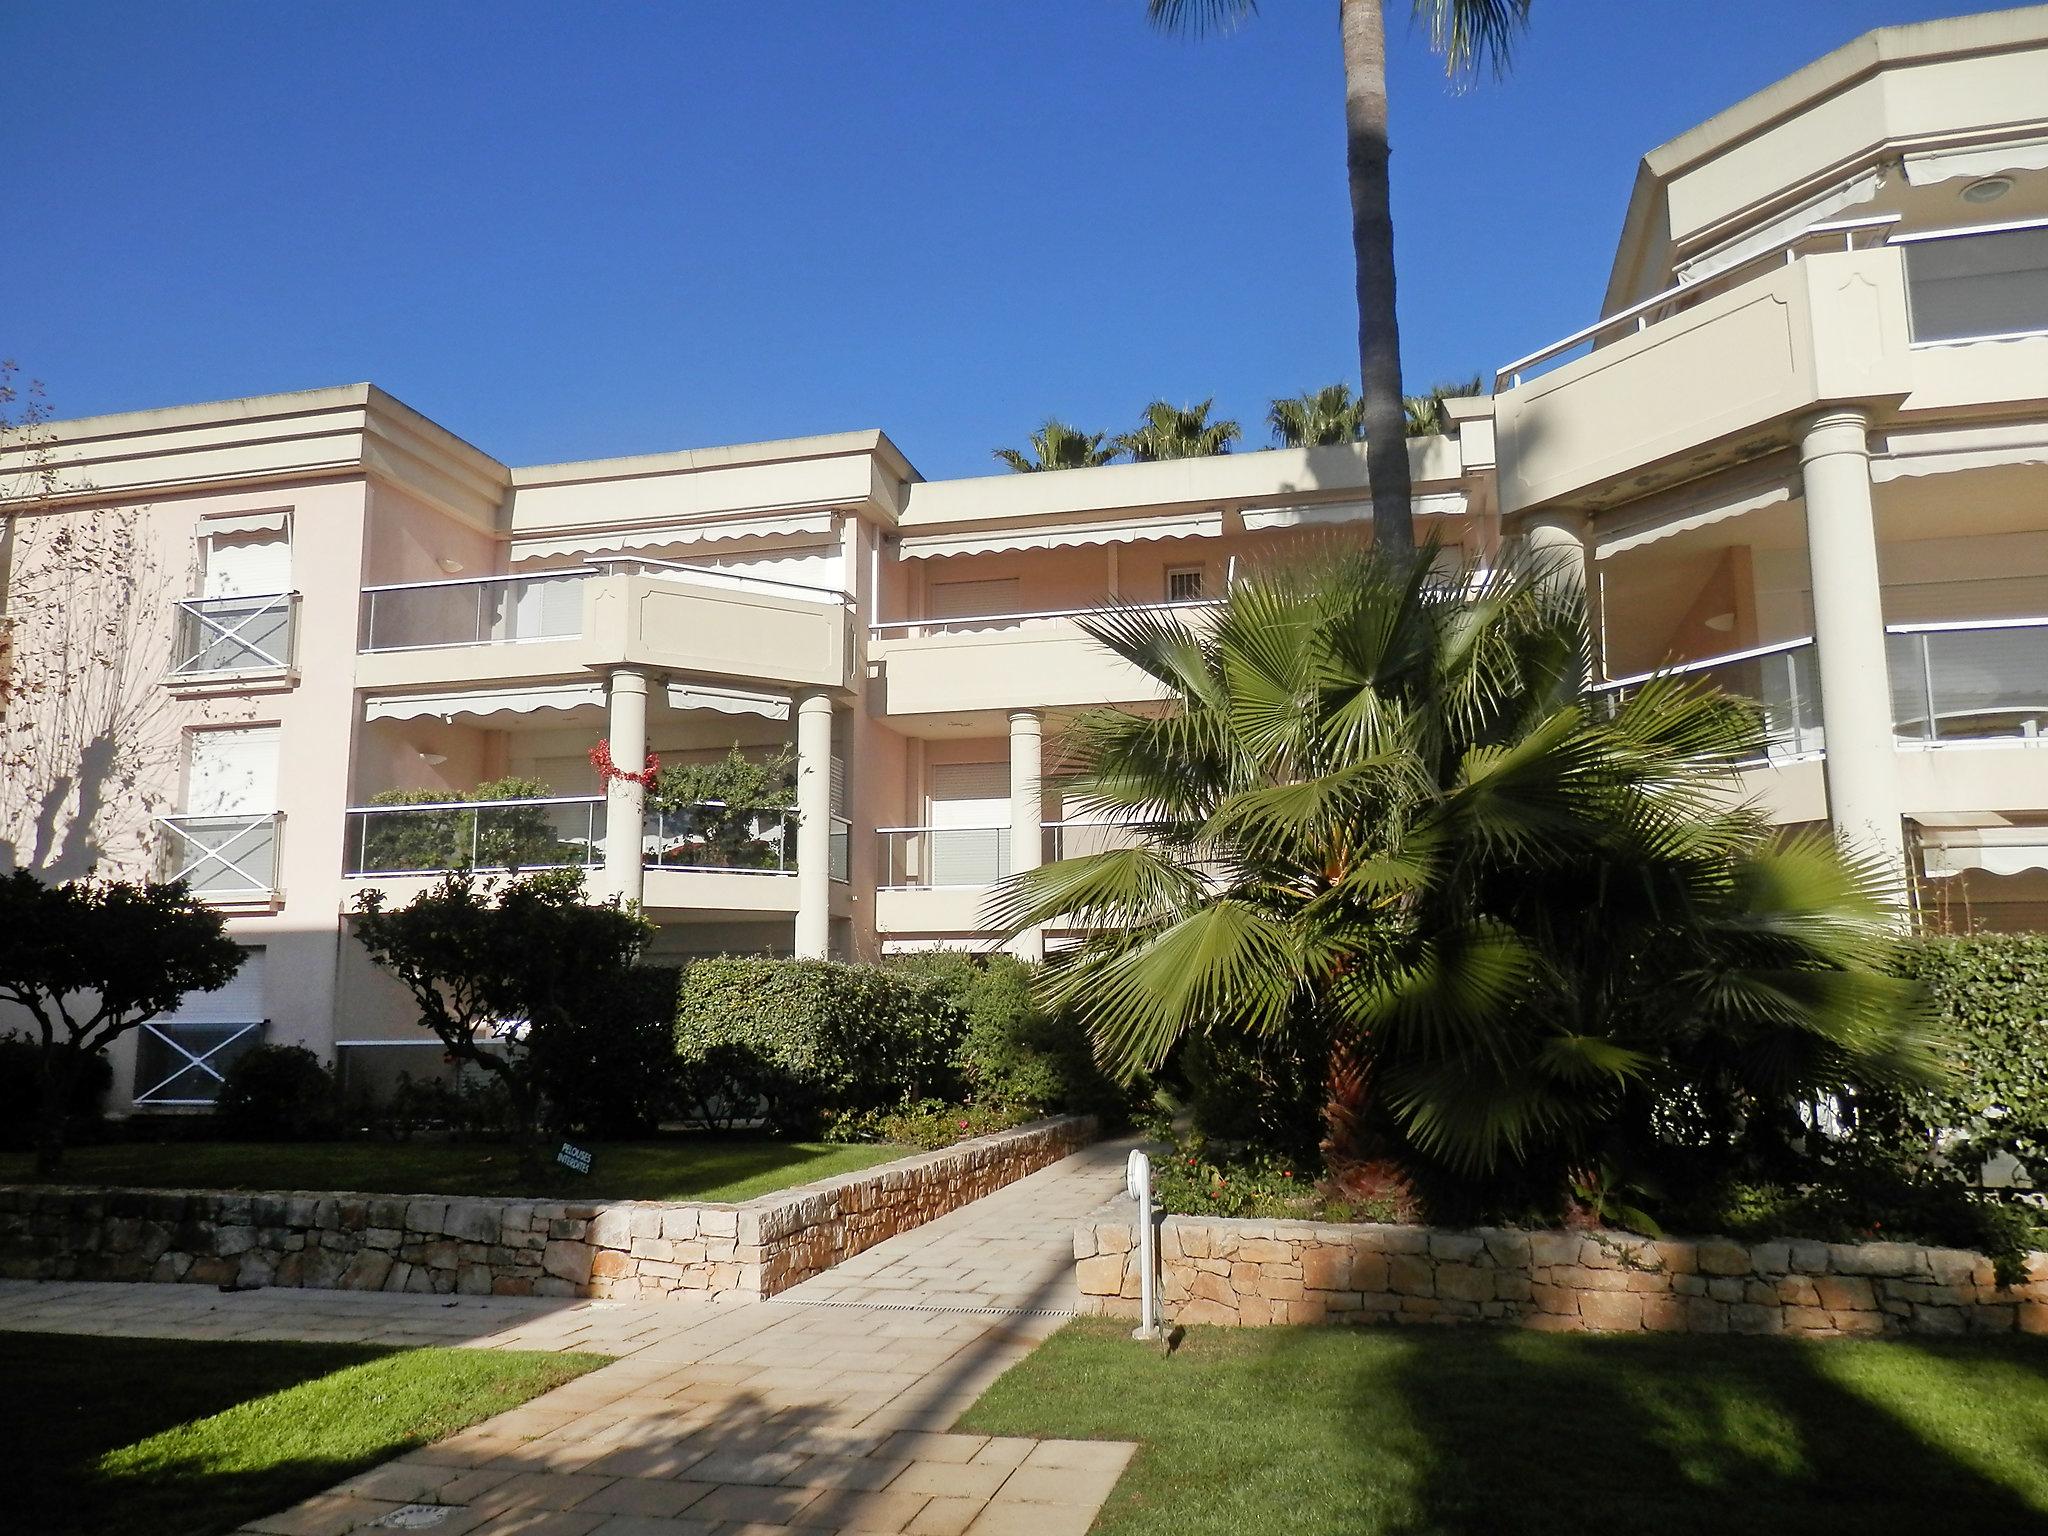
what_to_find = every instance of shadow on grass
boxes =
[1380,1328,2048,1536]
[5,1331,600,1536]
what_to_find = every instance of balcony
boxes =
[1595,639,1825,765]
[1493,224,1912,514]
[167,592,299,685]
[355,562,853,698]
[1899,219,2048,347]
[342,796,850,886]
[878,821,1138,890]
[158,812,282,905]
[134,1019,267,1108]
[869,599,1215,717]
[1888,618,2048,743]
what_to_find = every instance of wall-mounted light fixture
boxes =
[417,751,449,767]
[1961,175,2014,205]
[436,557,466,574]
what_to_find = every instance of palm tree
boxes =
[992,419,1122,473]
[1116,398,1242,462]
[1403,374,1485,437]
[992,547,1931,1201]
[1147,1,1534,558]
[1268,383,1365,448]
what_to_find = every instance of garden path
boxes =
[2,1137,1139,1536]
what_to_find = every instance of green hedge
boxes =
[1892,934,2048,1178]
[674,957,965,1134]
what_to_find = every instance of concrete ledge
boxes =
[0,1115,1096,1302]
[1075,1211,2048,1338]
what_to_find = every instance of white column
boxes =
[1800,408,1907,881]
[602,667,649,909]
[1008,709,1045,963]
[795,689,834,959]
[1521,509,1591,596]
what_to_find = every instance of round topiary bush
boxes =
[216,1044,339,1140]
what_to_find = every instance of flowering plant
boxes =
[589,738,660,789]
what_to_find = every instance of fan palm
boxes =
[1403,374,1484,437]
[1268,384,1365,448]
[993,419,1121,473]
[1117,398,1242,462]
[991,547,1934,1195]
[1147,1,1535,557]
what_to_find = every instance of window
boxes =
[1903,223,2048,344]
[1166,565,1206,603]
[175,512,296,675]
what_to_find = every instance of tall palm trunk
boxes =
[1341,0,1414,557]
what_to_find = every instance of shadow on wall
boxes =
[1377,1326,2048,1534]
[0,503,180,882]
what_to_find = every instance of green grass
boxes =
[2,1331,606,1536]
[0,1135,907,1202]
[958,1319,2048,1536]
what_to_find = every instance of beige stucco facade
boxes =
[5,5,2048,1107]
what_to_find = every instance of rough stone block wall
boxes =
[0,1115,1094,1301]
[1075,1212,2048,1337]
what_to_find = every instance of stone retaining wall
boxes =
[0,1115,1094,1302]
[1076,1212,2048,1337]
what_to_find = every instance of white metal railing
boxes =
[1897,216,2048,347]
[1887,616,2048,744]
[1495,215,1902,390]
[588,555,852,606]
[358,568,592,652]
[133,1019,267,1107]
[158,812,282,899]
[870,596,1221,641]
[1593,638,1825,764]
[170,592,298,677]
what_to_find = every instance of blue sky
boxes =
[6,0,1999,480]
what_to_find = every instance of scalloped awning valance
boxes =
[898,509,1224,560]
[365,682,606,723]
[510,510,839,563]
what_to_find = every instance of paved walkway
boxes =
[3,1140,1138,1536]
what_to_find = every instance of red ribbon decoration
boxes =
[589,738,660,789]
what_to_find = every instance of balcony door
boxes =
[927,761,1009,886]
[190,520,294,671]
[135,945,267,1108]
[172,727,281,896]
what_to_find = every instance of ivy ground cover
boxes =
[3,1332,604,1536]
[959,1318,2048,1536]
[0,1135,904,1202]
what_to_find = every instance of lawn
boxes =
[958,1319,2048,1536]
[0,1135,907,1202]
[3,1331,605,1536]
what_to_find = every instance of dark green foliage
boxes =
[0,871,244,1174]
[829,1098,1034,1150]
[0,1033,110,1149]
[1889,934,2048,1178]
[891,951,1134,1121]
[529,966,681,1138]
[351,870,651,1176]
[649,747,797,870]
[673,956,965,1134]
[1181,1029,1327,1167]
[216,1046,338,1140]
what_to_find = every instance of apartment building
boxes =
[3,5,2045,1112]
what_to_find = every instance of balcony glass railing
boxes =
[1888,619,2048,743]
[359,569,590,653]
[344,796,606,875]
[343,796,842,878]
[170,592,298,677]
[879,825,1012,888]
[1595,640,1825,764]
[158,812,282,899]
[1900,220,2048,345]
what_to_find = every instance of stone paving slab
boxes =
[9,1140,1141,1536]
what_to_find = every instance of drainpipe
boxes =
[1127,1148,1158,1341]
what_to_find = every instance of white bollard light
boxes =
[1126,1148,1158,1340]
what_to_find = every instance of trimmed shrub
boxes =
[673,957,965,1134]
[530,964,682,1138]
[1890,934,2048,1179]
[890,951,1134,1122]
[0,1033,113,1149]
[217,1045,339,1140]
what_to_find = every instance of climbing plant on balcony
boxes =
[649,745,797,871]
